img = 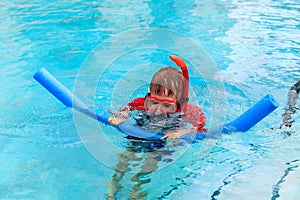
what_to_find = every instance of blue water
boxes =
[1,0,300,199]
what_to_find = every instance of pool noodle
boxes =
[223,94,278,132]
[33,68,279,141]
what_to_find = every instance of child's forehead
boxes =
[148,94,177,101]
[150,82,181,96]
[150,89,177,98]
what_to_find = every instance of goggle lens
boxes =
[144,95,178,113]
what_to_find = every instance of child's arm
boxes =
[162,104,207,140]
[108,108,130,126]
[161,126,198,140]
[108,98,146,126]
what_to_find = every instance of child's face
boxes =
[144,94,178,115]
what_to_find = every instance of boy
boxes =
[108,55,206,140]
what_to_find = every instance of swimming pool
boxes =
[1,0,300,199]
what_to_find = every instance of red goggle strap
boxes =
[145,93,178,104]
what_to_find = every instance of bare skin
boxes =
[161,126,198,140]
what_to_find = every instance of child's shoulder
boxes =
[184,103,203,113]
[128,97,145,111]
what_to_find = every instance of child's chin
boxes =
[148,113,167,118]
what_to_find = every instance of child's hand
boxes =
[108,116,126,126]
[108,109,130,126]
[161,130,185,140]
[161,126,197,140]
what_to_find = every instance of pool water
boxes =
[1,0,300,199]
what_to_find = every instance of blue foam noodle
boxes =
[34,68,279,141]
[33,68,88,110]
[222,94,279,132]
[117,122,164,141]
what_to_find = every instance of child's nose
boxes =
[152,104,166,114]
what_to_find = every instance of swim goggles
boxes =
[144,93,178,114]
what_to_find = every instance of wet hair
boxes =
[149,67,184,101]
